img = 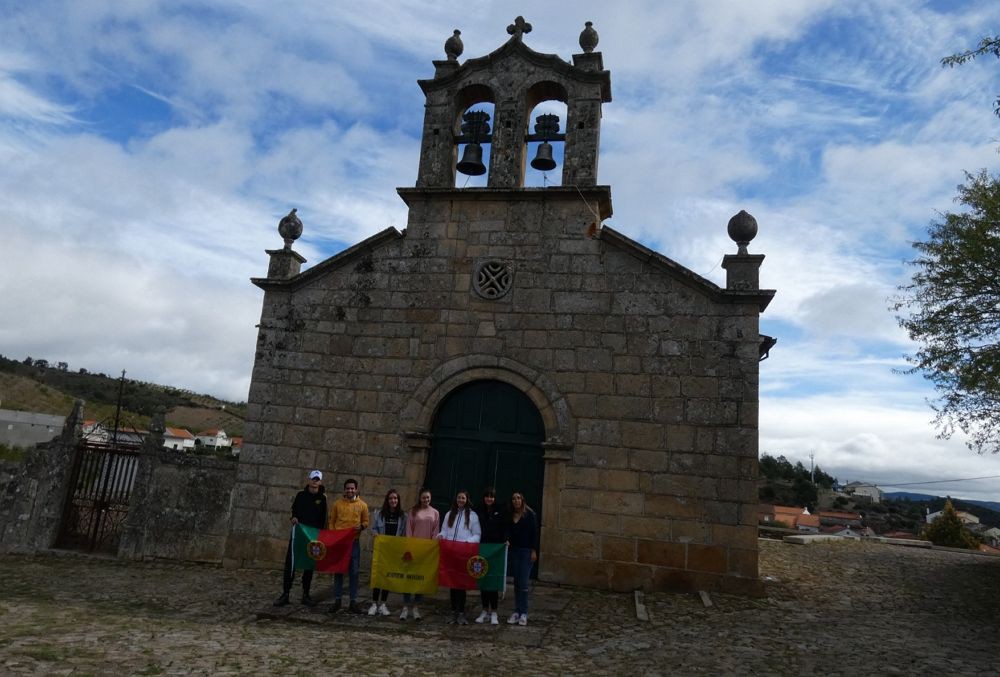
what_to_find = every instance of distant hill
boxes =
[885,491,1000,515]
[0,354,245,437]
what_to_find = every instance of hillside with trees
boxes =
[758,453,836,510]
[0,354,246,438]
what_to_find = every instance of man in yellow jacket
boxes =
[326,478,369,614]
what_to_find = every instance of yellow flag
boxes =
[371,535,439,595]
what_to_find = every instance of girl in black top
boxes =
[507,491,539,626]
[475,487,508,624]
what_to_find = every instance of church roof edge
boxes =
[251,226,404,292]
[598,226,775,312]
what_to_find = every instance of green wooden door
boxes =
[425,380,545,534]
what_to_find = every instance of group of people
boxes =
[274,470,540,626]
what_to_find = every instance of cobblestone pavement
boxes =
[1,539,998,675]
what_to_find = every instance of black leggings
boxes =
[480,590,499,610]
[371,588,389,602]
[449,588,467,612]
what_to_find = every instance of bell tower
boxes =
[413,17,611,190]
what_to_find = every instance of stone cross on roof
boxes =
[507,16,532,41]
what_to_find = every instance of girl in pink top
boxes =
[399,488,439,620]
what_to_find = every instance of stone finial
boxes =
[579,21,599,53]
[507,16,532,41]
[278,208,303,249]
[444,29,463,61]
[727,209,758,255]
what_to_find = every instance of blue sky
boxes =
[2,1,1000,501]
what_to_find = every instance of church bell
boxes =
[530,141,556,171]
[456,142,487,176]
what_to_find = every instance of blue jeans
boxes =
[402,593,423,605]
[334,539,360,602]
[510,547,532,614]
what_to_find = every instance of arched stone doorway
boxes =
[423,380,545,536]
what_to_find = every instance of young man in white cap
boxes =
[274,469,328,607]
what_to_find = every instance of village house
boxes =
[228,18,775,594]
[163,427,195,451]
[194,429,232,451]
[842,480,883,504]
[926,508,979,525]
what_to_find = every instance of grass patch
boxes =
[0,443,26,462]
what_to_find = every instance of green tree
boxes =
[942,35,1000,118]
[924,499,980,549]
[893,170,1000,454]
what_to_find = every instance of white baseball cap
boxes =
[309,470,323,480]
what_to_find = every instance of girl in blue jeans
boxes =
[506,491,538,626]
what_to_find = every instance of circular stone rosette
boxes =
[472,260,513,299]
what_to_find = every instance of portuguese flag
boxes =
[438,541,507,592]
[291,524,354,573]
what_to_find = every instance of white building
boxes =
[926,508,979,525]
[194,429,231,450]
[163,427,196,451]
[843,481,883,504]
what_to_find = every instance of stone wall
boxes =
[233,188,766,594]
[119,448,237,564]
[0,402,238,565]
[0,415,78,553]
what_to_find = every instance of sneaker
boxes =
[348,601,364,614]
[301,593,317,607]
[475,609,488,624]
[490,612,499,625]
[273,592,290,607]
[378,603,390,616]
[412,606,422,621]
[457,614,469,625]
[507,612,519,624]
[328,599,342,614]
[518,614,528,626]
[445,612,457,625]
[399,606,409,621]
[367,602,378,616]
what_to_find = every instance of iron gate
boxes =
[56,440,140,554]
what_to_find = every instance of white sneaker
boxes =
[399,606,409,621]
[507,612,519,624]
[367,602,378,616]
[475,609,488,624]
[490,612,499,625]
[518,613,528,626]
[378,603,390,616]
[412,606,422,621]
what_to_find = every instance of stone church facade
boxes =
[227,19,775,595]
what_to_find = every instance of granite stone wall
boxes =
[232,188,766,595]
[118,448,237,564]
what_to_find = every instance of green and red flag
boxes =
[438,541,507,592]
[291,524,354,573]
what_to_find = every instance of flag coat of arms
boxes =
[438,541,507,591]
[371,535,440,595]
[291,524,354,573]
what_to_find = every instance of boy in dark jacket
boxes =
[274,469,328,607]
